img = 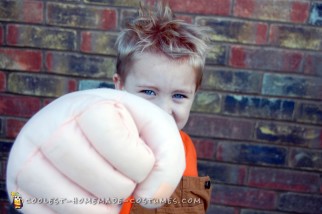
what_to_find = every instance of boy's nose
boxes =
[158,99,173,116]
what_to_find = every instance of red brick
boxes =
[234,0,309,23]
[147,0,231,15]
[7,24,77,50]
[0,71,5,92]
[0,1,43,23]
[197,18,268,45]
[230,46,303,72]
[0,199,10,214]
[6,24,19,45]
[23,1,43,23]
[217,142,287,166]
[269,24,322,50]
[290,148,322,171]
[184,114,254,140]
[0,95,41,117]
[213,184,276,209]
[101,9,117,30]
[43,98,55,107]
[290,1,310,23]
[192,138,216,160]
[256,23,268,44]
[304,53,322,77]
[6,118,27,139]
[0,25,3,45]
[47,3,116,30]
[68,79,77,92]
[8,73,76,97]
[278,192,322,213]
[45,51,115,78]
[229,46,246,67]
[248,168,320,193]
[80,31,117,55]
[234,0,255,17]
[0,48,42,72]
[46,52,54,71]
[198,161,246,185]
[81,32,92,52]
[176,15,193,24]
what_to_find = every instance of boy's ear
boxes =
[113,73,123,90]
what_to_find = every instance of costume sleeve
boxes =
[180,131,198,177]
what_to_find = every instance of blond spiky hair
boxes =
[115,1,208,89]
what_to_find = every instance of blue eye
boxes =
[141,90,156,96]
[173,94,187,99]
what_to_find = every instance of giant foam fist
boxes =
[6,89,185,214]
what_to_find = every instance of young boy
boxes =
[6,2,211,214]
[114,2,211,213]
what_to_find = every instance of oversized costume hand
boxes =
[6,89,185,214]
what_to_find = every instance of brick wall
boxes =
[0,0,321,213]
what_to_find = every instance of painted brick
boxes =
[234,0,309,23]
[0,95,41,117]
[47,3,116,30]
[255,122,322,148]
[197,17,267,45]
[241,209,284,214]
[81,31,118,55]
[304,53,322,77]
[0,71,5,92]
[296,102,322,125]
[278,192,322,213]
[192,138,216,160]
[223,95,295,120]
[207,205,236,214]
[262,73,322,100]
[184,114,254,140]
[8,73,76,97]
[217,142,287,166]
[78,80,114,91]
[191,91,221,114]
[212,184,276,209]
[46,52,115,78]
[84,0,140,6]
[0,1,43,23]
[205,44,227,65]
[230,46,303,72]
[198,160,246,185]
[6,118,26,139]
[290,148,322,171]
[7,24,76,51]
[270,25,322,50]
[248,167,320,193]
[201,68,261,93]
[146,0,231,16]
[309,3,322,26]
[0,48,42,72]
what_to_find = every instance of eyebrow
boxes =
[174,90,194,94]
[137,85,159,91]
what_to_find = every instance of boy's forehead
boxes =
[131,52,192,69]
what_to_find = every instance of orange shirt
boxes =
[119,131,198,214]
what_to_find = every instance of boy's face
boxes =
[113,52,197,130]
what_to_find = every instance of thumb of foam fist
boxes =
[6,89,185,214]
